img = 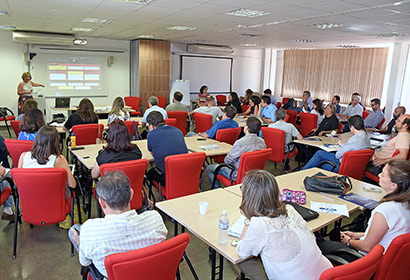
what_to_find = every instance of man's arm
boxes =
[198,132,209,138]
[373,148,409,166]
[224,142,242,165]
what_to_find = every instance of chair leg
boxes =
[71,194,75,257]
[76,189,82,225]
[29,224,33,229]
[12,197,19,259]
[4,120,12,138]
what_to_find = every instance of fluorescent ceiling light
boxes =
[293,39,315,43]
[0,11,9,16]
[225,8,271,18]
[167,26,196,31]
[112,0,152,4]
[81,18,113,24]
[240,43,260,47]
[192,39,214,43]
[136,35,154,38]
[311,23,344,29]
[284,48,300,50]
[0,25,15,29]
[370,32,406,37]
[237,33,262,37]
[337,45,359,48]
[71,27,96,32]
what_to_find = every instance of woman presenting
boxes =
[17,72,44,114]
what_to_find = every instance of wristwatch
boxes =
[346,238,351,247]
[244,219,250,226]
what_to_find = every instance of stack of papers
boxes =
[228,215,246,238]
[198,144,221,151]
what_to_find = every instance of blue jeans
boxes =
[206,164,234,189]
[302,150,340,172]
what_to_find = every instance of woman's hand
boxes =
[340,232,351,245]
[341,231,363,240]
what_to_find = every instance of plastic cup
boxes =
[199,201,208,214]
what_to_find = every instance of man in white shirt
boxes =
[338,94,363,132]
[190,95,223,124]
[141,96,168,127]
[69,171,167,279]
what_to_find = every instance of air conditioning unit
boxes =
[187,44,234,55]
[13,31,76,46]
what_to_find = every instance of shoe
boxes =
[2,212,15,221]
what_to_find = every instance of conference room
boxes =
[1,0,410,279]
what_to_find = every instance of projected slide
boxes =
[47,63,101,90]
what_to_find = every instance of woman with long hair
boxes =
[239,96,261,116]
[18,108,45,141]
[17,99,38,121]
[311,98,325,126]
[64,98,98,131]
[227,92,242,114]
[237,170,332,280]
[108,96,130,124]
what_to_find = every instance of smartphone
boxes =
[231,239,239,247]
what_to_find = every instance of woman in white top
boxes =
[236,170,332,280]
[108,96,130,124]
[17,72,44,115]
[311,98,325,126]
[18,125,76,192]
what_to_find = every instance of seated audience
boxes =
[351,92,364,108]
[0,165,14,220]
[108,96,130,124]
[366,114,410,175]
[68,171,167,279]
[0,136,9,168]
[18,125,76,193]
[331,95,342,114]
[18,108,45,141]
[285,90,313,112]
[141,96,168,127]
[259,95,277,123]
[364,98,384,130]
[207,117,266,188]
[197,85,209,106]
[239,96,261,116]
[338,94,363,120]
[146,111,188,185]
[199,106,238,139]
[240,89,253,105]
[375,106,406,134]
[318,159,410,257]
[302,115,370,172]
[165,91,188,112]
[227,92,242,114]
[263,88,277,105]
[311,98,325,126]
[64,98,98,131]
[91,120,142,179]
[310,104,339,136]
[190,95,223,124]
[236,170,332,280]
[17,99,38,121]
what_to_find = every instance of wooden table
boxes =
[53,117,144,134]
[185,136,233,156]
[294,132,353,152]
[233,116,267,128]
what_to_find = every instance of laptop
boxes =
[55,97,70,108]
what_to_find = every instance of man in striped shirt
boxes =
[69,171,167,278]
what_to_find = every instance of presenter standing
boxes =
[17,72,44,114]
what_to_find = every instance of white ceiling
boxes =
[1,0,410,49]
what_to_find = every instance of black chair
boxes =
[0,107,15,138]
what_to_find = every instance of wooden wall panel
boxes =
[139,40,170,110]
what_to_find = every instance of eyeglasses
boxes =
[371,104,376,107]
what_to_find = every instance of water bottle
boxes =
[70,132,76,149]
[218,210,229,244]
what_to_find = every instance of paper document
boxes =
[310,201,349,217]
[228,215,246,238]
[198,144,221,151]
[339,193,378,210]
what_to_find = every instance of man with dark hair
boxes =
[141,96,168,127]
[165,91,188,112]
[375,106,406,134]
[206,117,266,188]
[331,95,342,114]
[302,115,370,172]
[259,95,277,123]
[263,88,277,105]
[190,95,223,124]
[364,98,384,130]
[146,111,188,184]
[199,106,238,139]
[301,90,314,112]
[68,171,167,279]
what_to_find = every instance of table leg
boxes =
[210,248,224,280]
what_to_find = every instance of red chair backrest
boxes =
[157,96,166,109]
[193,113,213,133]
[236,148,272,183]
[216,95,227,106]
[261,127,285,163]
[124,97,141,116]
[105,233,190,280]
[164,118,177,127]
[285,114,290,122]
[165,152,206,199]
[72,124,104,145]
[377,118,385,130]
[241,105,250,112]
[10,120,21,138]
[0,187,11,206]
[374,233,410,280]
[11,168,69,225]
[123,121,138,137]
[276,102,282,109]
[282,97,290,104]
[363,110,369,119]
[213,127,242,163]
[299,112,318,136]
[167,111,188,135]
[4,139,34,167]
[338,149,374,180]
[319,244,384,280]
[100,159,149,210]
[285,110,298,127]
[337,122,343,134]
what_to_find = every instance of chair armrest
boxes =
[332,247,364,261]
[81,264,105,280]
[212,163,236,188]
[324,254,349,266]
[318,161,337,171]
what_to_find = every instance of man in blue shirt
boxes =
[259,95,277,123]
[199,106,238,139]
[141,96,168,127]
[146,111,188,185]
[364,98,384,130]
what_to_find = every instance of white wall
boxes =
[0,31,130,122]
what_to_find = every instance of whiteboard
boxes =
[180,55,232,94]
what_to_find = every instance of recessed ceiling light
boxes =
[0,25,15,29]
[369,32,406,37]
[311,23,344,29]
[240,43,260,47]
[237,33,262,38]
[293,39,315,43]
[225,8,271,18]
[71,27,96,32]
[167,26,197,31]
[0,11,9,16]
[136,35,154,38]
[337,45,360,48]
[73,38,88,45]
[81,18,113,24]
[192,39,214,43]
[236,25,249,28]
[112,0,152,4]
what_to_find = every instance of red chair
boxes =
[4,139,34,167]
[124,97,142,116]
[216,95,227,106]
[320,244,384,280]
[10,120,21,138]
[11,168,75,258]
[100,159,149,211]
[123,120,138,137]
[0,107,15,138]
[337,122,343,134]
[363,111,369,119]
[282,97,290,104]
[376,118,385,130]
[213,127,242,163]
[72,124,104,145]
[276,101,282,109]
[241,104,250,113]
[167,111,188,135]
[338,150,374,180]
[105,233,190,280]
[363,150,408,183]
[165,118,177,127]
[157,96,166,109]
[299,112,318,136]
[261,127,298,174]
[151,152,206,201]
[193,113,213,133]
[374,233,410,280]
[285,110,298,127]
[213,148,272,188]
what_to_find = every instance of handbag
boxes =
[303,172,352,195]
